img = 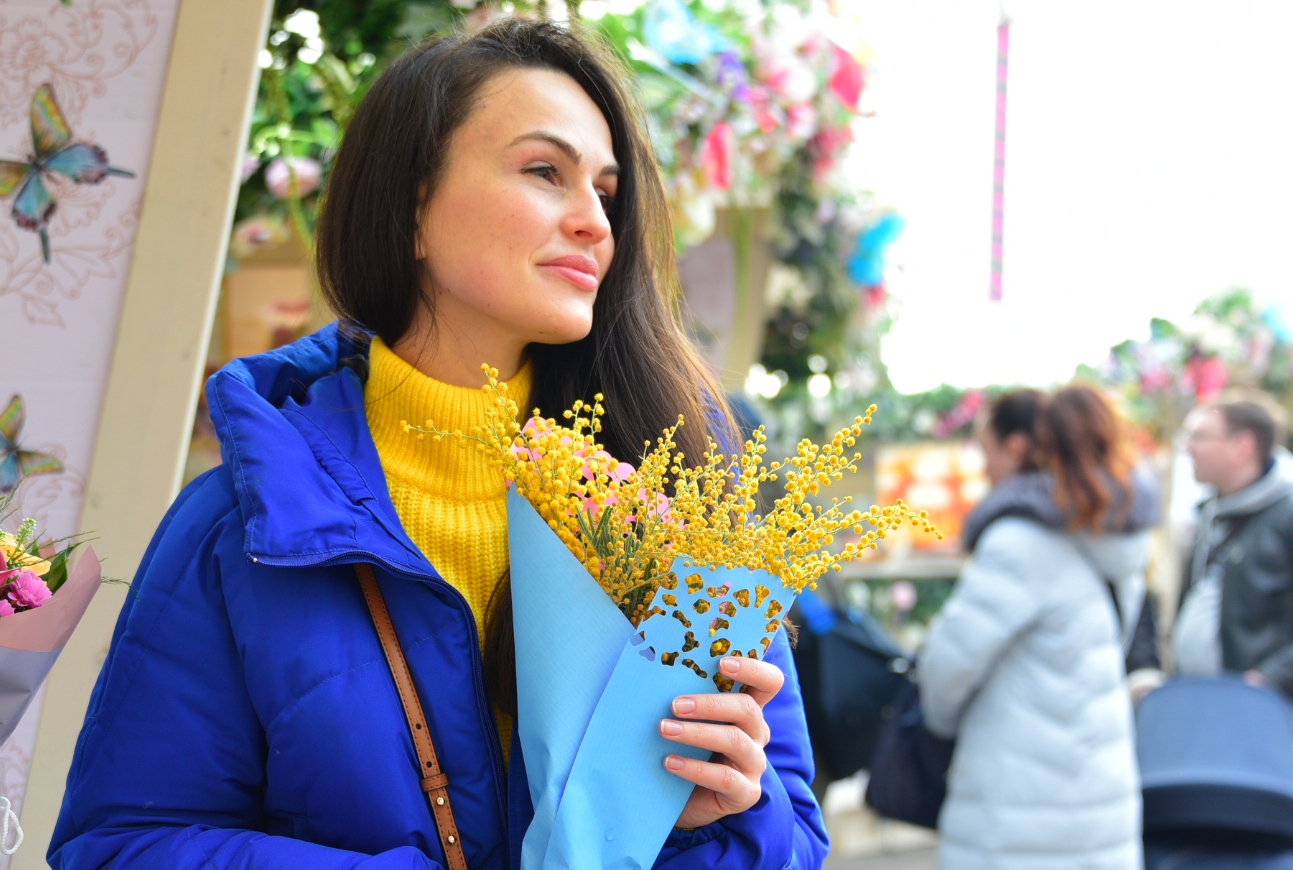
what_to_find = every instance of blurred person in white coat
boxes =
[921,386,1158,870]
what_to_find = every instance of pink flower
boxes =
[786,103,818,141]
[7,570,50,609]
[811,126,855,179]
[240,152,262,183]
[583,492,620,518]
[0,601,14,618]
[629,490,675,524]
[265,156,322,199]
[1186,356,1228,401]
[580,451,635,483]
[828,45,866,110]
[701,122,733,191]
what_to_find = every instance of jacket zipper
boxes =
[248,549,511,853]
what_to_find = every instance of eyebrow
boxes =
[510,131,619,178]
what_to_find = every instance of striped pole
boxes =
[990,14,1010,301]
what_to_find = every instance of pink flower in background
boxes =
[828,44,866,110]
[786,103,818,141]
[582,452,635,483]
[891,580,917,613]
[240,152,262,183]
[0,600,14,618]
[1139,369,1174,394]
[229,214,289,260]
[584,492,620,518]
[811,126,854,179]
[265,156,322,199]
[701,122,733,191]
[7,570,51,609]
[1185,355,1228,401]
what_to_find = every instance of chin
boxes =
[525,319,594,347]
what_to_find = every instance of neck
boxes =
[1217,460,1267,498]
[392,306,526,389]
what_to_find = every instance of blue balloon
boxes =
[848,214,906,288]
[1265,302,1293,343]
[644,0,727,66]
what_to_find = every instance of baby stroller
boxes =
[1137,676,1293,869]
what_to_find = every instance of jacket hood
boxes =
[205,324,434,576]
[1208,449,1293,519]
[962,465,1161,552]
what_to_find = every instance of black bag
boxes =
[791,592,911,783]
[864,678,955,829]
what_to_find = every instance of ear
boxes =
[1235,429,1261,463]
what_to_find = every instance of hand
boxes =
[1244,669,1269,688]
[659,655,785,830]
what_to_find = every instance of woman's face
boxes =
[976,414,1029,486]
[415,68,618,371]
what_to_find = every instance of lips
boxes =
[539,255,600,291]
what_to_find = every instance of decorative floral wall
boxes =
[0,0,180,841]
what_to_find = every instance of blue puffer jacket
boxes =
[50,325,829,870]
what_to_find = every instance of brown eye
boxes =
[526,164,558,183]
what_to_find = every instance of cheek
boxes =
[597,236,616,280]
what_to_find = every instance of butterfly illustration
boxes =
[0,395,63,496]
[0,84,135,263]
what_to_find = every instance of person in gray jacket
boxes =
[1177,391,1293,695]
[921,386,1157,870]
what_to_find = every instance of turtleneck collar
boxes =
[365,337,533,502]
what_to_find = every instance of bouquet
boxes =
[406,368,938,869]
[0,497,102,747]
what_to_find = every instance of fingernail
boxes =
[665,755,685,771]
[660,720,683,737]
[720,656,741,675]
[672,697,696,715]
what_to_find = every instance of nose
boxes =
[563,183,612,247]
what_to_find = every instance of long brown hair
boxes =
[315,19,735,717]
[1035,385,1135,531]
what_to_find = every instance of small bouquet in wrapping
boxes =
[0,497,102,746]
[406,369,939,870]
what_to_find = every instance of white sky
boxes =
[843,0,1293,393]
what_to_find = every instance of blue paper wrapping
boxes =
[508,491,792,870]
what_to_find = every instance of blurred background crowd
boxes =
[160,0,1293,868]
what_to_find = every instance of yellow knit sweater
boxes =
[365,337,529,757]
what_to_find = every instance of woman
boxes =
[920,386,1158,870]
[49,20,827,870]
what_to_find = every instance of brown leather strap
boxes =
[357,564,469,870]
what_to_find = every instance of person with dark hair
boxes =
[1176,390,1293,695]
[919,385,1160,870]
[48,19,827,870]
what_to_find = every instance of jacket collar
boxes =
[1208,451,1293,519]
[962,466,1161,552]
[206,324,437,578]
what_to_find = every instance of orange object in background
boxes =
[874,441,988,552]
